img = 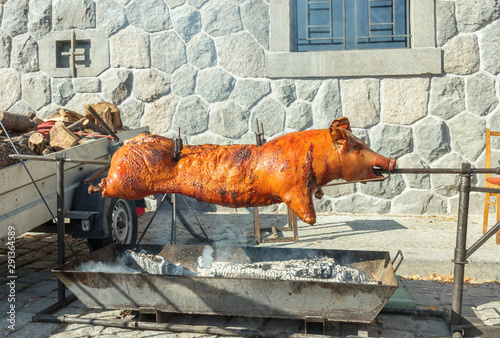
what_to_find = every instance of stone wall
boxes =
[0,0,499,216]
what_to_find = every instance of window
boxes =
[266,0,441,78]
[295,0,410,51]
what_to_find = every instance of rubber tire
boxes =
[87,198,138,251]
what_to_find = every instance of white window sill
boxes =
[265,47,442,78]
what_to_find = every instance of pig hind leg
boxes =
[282,188,317,225]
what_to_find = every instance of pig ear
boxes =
[329,117,352,144]
[329,117,352,132]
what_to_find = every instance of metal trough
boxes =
[53,244,399,323]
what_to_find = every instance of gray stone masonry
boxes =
[1,0,500,217]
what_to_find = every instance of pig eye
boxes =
[352,145,362,151]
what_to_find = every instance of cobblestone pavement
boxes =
[1,207,500,337]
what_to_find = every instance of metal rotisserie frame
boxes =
[54,244,398,323]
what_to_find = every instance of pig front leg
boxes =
[282,187,317,225]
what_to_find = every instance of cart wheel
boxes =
[88,199,138,251]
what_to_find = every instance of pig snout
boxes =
[339,145,396,182]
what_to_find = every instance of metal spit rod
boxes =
[374,167,500,175]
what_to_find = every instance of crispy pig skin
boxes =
[90,117,395,224]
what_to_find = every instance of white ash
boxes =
[75,249,373,284]
[121,249,190,275]
[75,249,191,276]
[197,257,373,284]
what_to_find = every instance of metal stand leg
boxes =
[56,154,66,303]
[451,163,471,332]
[253,207,261,244]
[170,194,176,244]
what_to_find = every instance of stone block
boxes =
[186,32,217,69]
[73,78,100,93]
[229,79,270,109]
[196,67,235,103]
[295,80,321,102]
[0,68,21,110]
[286,101,312,131]
[189,132,232,146]
[448,112,486,162]
[133,68,171,102]
[151,30,187,74]
[271,79,296,107]
[0,29,11,68]
[110,25,150,69]
[142,95,178,134]
[118,97,144,128]
[436,0,457,47]
[335,194,391,214]
[171,64,197,97]
[187,0,208,9]
[65,93,103,115]
[200,0,243,37]
[250,97,285,137]
[414,116,451,163]
[466,72,498,116]
[321,182,355,199]
[27,0,51,41]
[36,103,61,120]
[96,0,126,37]
[382,78,429,125]
[455,0,500,33]
[8,100,35,116]
[172,95,209,135]
[481,20,500,75]
[215,32,265,77]
[171,5,201,43]
[392,190,447,215]
[429,75,465,120]
[52,0,95,30]
[430,152,465,196]
[209,101,249,139]
[11,33,38,74]
[311,79,342,129]
[240,0,270,49]
[166,0,186,8]
[443,34,480,75]
[2,0,28,37]
[51,78,74,106]
[101,68,132,105]
[126,0,171,32]
[341,78,380,128]
[370,124,413,159]
[360,174,406,199]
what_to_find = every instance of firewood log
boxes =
[0,111,38,132]
[82,119,108,135]
[49,122,80,151]
[85,102,122,131]
[67,118,87,132]
[28,132,45,155]
[59,108,86,122]
[101,107,115,132]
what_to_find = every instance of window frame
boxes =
[266,0,442,78]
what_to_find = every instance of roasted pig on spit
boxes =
[89,117,396,224]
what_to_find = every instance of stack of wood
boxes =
[0,102,126,169]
